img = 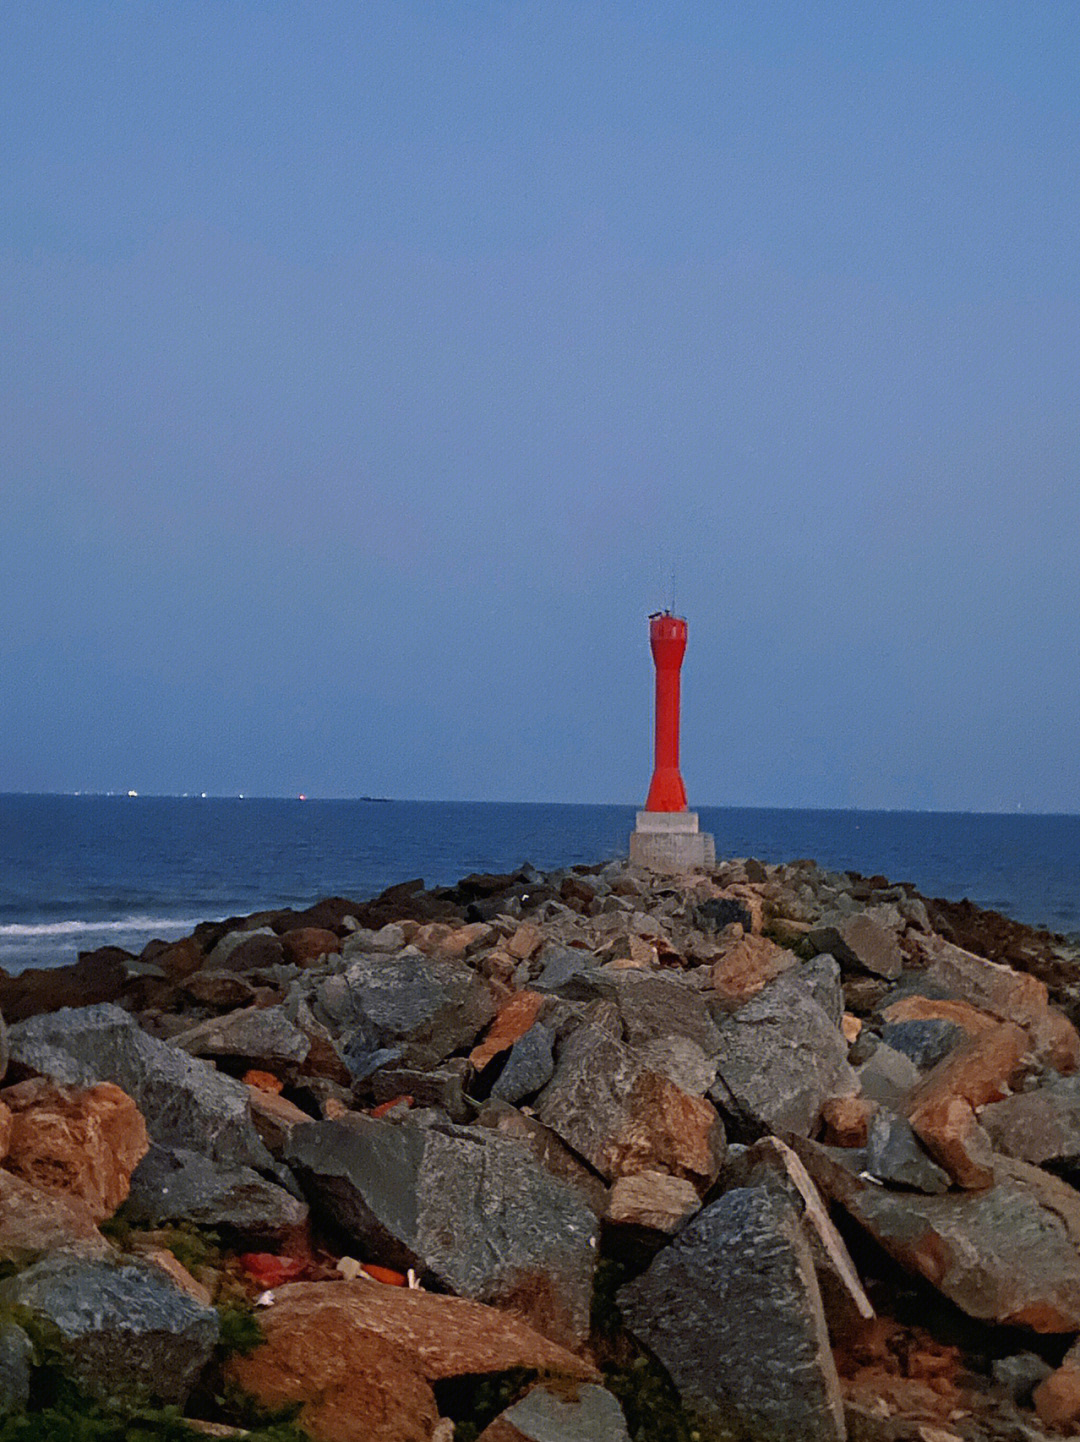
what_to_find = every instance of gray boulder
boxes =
[0,1253,219,1404]
[809,913,902,979]
[880,1017,965,1069]
[8,1003,273,1170]
[286,1116,597,1348]
[531,944,602,995]
[855,1042,921,1108]
[981,1074,1080,1167]
[0,1323,32,1417]
[633,1035,716,1095]
[491,1023,556,1104]
[126,1144,309,1239]
[535,1025,724,1186]
[372,1063,472,1122]
[865,1111,951,1194]
[310,950,495,1077]
[708,969,857,1136]
[607,971,719,1054]
[800,954,845,1029]
[618,1186,846,1442]
[170,1005,311,1069]
[480,1383,630,1441]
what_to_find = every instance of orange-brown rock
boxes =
[506,924,544,961]
[1,1078,149,1221]
[905,1022,1028,1187]
[0,1168,110,1264]
[227,1280,597,1442]
[243,1069,284,1094]
[156,935,205,979]
[470,990,545,1069]
[1033,1358,1080,1434]
[228,1298,440,1442]
[881,994,997,1037]
[0,1100,11,1162]
[841,1014,862,1044]
[280,928,340,967]
[821,1095,876,1148]
[709,935,797,1002]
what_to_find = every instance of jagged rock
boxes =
[477,1383,630,1442]
[226,1281,595,1439]
[8,1003,273,1170]
[865,1111,951,1194]
[531,944,599,993]
[535,1025,724,1186]
[981,1074,1080,1166]
[0,1322,32,1416]
[171,1005,310,1070]
[182,971,258,1008]
[809,913,902,979]
[605,1171,701,1234]
[310,950,495,1077]
[821,1095,877,1147]
[286,1116,598,1346]
[1,1077,149,1222]
[710,934,798,1003]
[204,926,279,971]
[471,991,546,1069]
[279,927,341,967]
[0,951,128,1024]
[474,1099,608,1212]
[245,1084,313,1154]
[632,1035,716,1095]
[1033,1337,1080,1434]
[905,1022,1028,1187]
[708,969,857,1136]
[0,1169,110,1263]
[856,1043,922,1108]
[607,971,719,1054]
[918,933,1080,1073]
[0,1252,219,1404]
[802,954,845,1028]
[618,1186,846,1442]
[126,1143,308,1239]
[720,1137,874,1343]
[373,1063,471,1122]
[795,1140,1080,1332]
[228,1311,438,1442]
[879,1018,965,1069]
[993,1352,1054,1404]
[491,1023,555,1103]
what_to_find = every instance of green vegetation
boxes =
[213,1300,264,1360]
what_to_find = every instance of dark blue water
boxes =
[2,795,1079,973]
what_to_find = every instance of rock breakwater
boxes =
[1,855,1080,1438]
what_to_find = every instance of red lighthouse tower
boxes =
[644,612,689,813]
[630,611,715,872]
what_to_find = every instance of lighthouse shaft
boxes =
[645,613,689,812]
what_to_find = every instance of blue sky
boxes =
[3,2,1079,809]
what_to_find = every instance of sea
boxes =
[2,794,1079,975]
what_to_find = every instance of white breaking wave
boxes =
[0,916,206,940]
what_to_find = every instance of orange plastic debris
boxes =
[361,1263,408,1286]
[370,1095,413,1118]
[239,1253,307,1288]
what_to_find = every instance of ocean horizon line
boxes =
[2,792,1078,820]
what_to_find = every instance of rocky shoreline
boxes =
[2,856,1080,1439]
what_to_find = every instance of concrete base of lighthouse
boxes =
[629,811,716,874]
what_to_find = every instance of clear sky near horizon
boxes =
[3,3,1079,811]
